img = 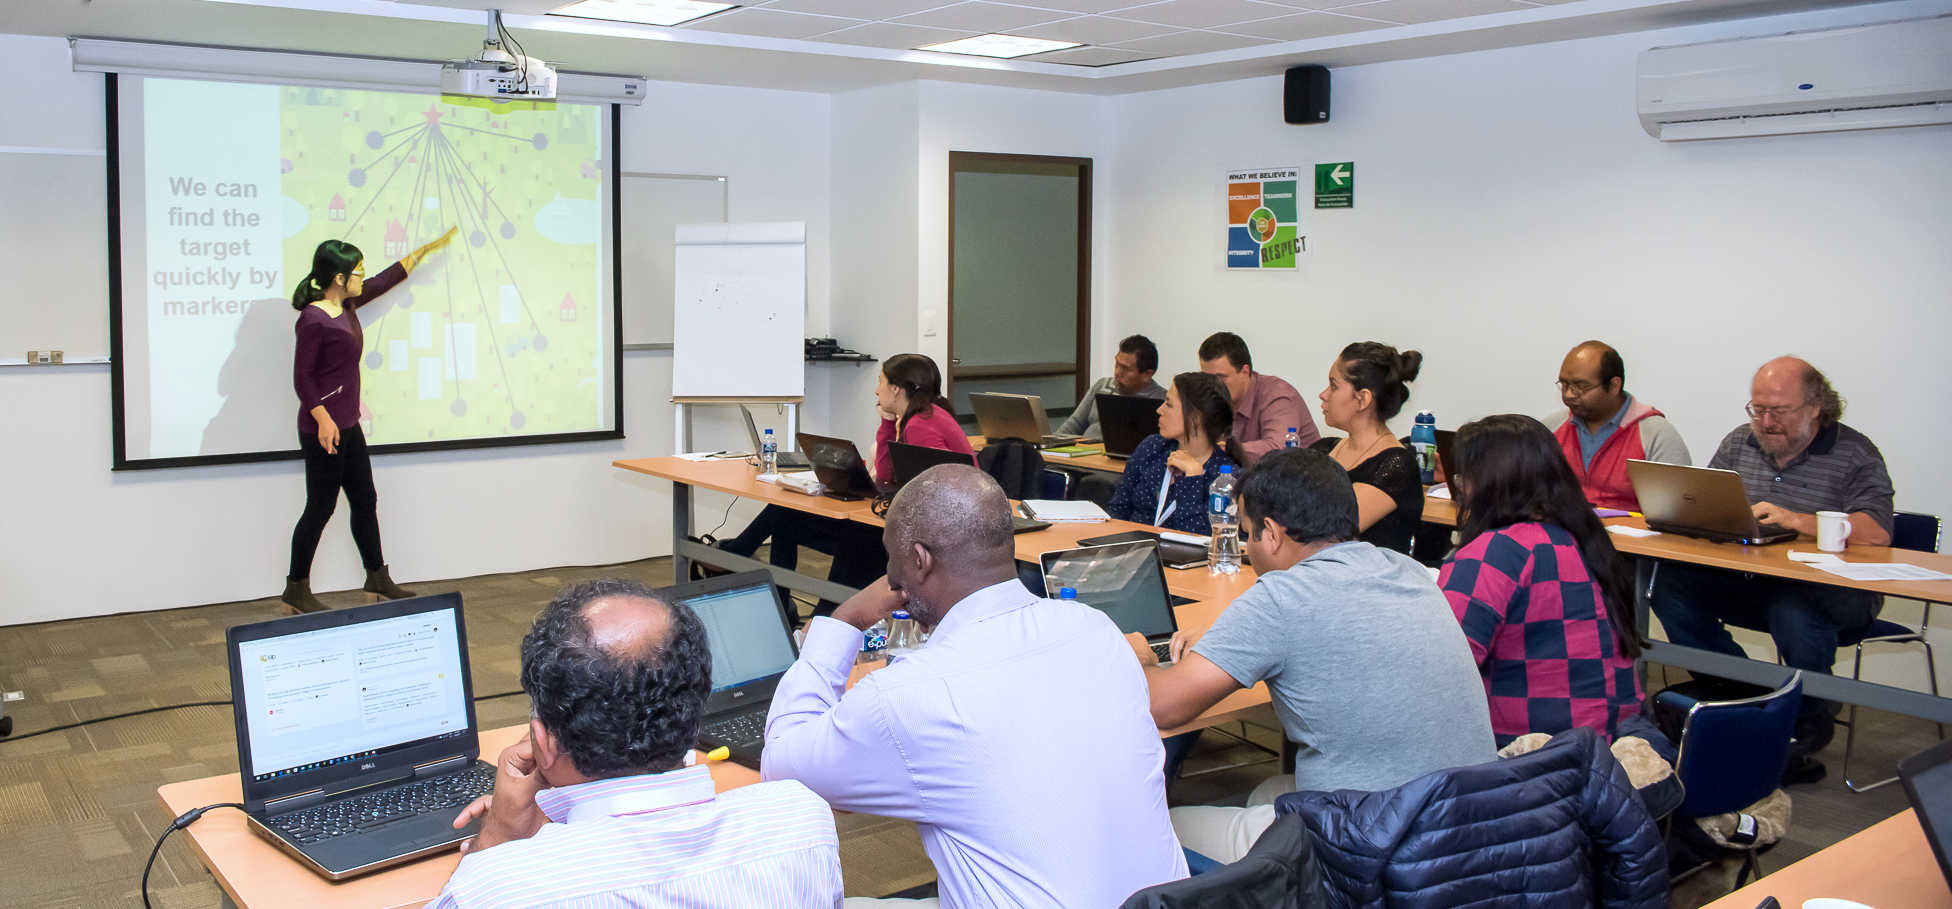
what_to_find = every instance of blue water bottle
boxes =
[1207,467,1241,575]
[1410,411,1437,486]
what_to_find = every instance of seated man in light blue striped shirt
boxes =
[429,578,844,909]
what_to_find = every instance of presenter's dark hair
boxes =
[1198,332,1252,370]
[520,577,713,778]
[1450,414,1641,659]
[1337,342,1423,421]
[291,240,363,311]
[1119,335,1159,375]
[1171,372,1245,469]
[1236,448,1358,545]
[883,353,946,435]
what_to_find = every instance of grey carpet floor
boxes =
[0,554,1937,907]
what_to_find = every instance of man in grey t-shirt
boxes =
[1056,334,1167,441]
[1127,448,1497,862]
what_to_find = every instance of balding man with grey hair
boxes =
[763,464,1187,908]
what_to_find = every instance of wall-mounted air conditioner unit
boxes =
[1637,15,1952,141]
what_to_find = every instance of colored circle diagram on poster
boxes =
[1224,167,1305,269]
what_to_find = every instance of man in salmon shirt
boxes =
[1543,341,1691,511]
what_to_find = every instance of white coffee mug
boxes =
[1816,511,1854,552]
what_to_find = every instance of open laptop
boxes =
[796,432,881,501]
[1900,736,1952,889]
[226,593,494,881]
[970,392,1081,449]
[1039,540,1184,664]
[740,405,810,470]
[1626,459,1798,545]
[888,441,1050,533]
[662,570,801,770]
[1096,393,1162,459]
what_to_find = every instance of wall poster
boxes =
[1225,167,1306,270]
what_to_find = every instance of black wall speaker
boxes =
[1284,65,1330,125]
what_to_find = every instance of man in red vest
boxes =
[1543,341,1691,511]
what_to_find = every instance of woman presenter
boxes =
[280,228,456,614]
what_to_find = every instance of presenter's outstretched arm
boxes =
[403,226,460,273]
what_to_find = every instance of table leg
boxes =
[673,481,693,585]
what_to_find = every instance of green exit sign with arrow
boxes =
[1315,162,1353,209]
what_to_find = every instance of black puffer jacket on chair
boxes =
[1274,727,1667,909]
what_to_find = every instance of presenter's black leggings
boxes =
[289,424,385,580]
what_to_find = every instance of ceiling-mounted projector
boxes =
[442,8,556,100]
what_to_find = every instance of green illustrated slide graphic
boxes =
[281,87,605,444]
[1315,162,1353,209]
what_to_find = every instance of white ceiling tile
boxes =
[891,1,1072,32]
[1032,46,1167,64]
[679,7,864,37]
[1214,11,1394,40]
[804,21,982,47]
[1329,0,1537,26]
[1109,0,1303,29]
[1006,0,1173,13]
[757,0,961,19]
[1011,15,1180,44]
[1109,28,1277,53]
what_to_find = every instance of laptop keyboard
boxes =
[267,763,496,845]
[702,712,766,748]
[1152,640,1174,663]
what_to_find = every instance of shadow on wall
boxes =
[202,298,302,456]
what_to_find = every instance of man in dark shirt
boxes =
[1649,357,1894,781]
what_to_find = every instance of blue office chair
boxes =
[1835,511,1943,793]
[1656,670,1802,886]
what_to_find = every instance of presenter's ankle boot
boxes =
[363,566,416,602]
[281,579,330,615]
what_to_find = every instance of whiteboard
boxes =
[0,151,111,357]
[672,222,804,399]
[618,173,725,346]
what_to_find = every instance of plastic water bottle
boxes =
[1285,427,1300,449]
[1207,466,1241,575]
[760,428,778,475]
[857,620,889,665]
[1410,411,1438,486]
[1058,586,1078,602]
[885,611,922,661]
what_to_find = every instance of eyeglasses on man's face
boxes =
[1555,379,1600,396]
[1746,401,1813,422]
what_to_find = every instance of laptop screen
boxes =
[678,584,798,692]
[234,606,472,783]
[1039,540,1178,638]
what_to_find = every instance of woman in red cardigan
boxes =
[722,354,971,613]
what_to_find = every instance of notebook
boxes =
[1626,459,1798,545]
[662,570,802,770]
[1039,540,1182,664]
[226,593,493,881]
[1096,393,1162,459]
[970,392,1082,448]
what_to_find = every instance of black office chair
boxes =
[1118,813,1328,909]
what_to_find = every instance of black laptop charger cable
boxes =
[143,802,245,909]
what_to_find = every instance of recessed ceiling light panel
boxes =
[550,0,736,28]
[916,34,1083,59]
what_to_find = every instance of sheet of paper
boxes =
[1811,562,1952,582]
[1608,525,1661,538]
[1786,550,1844,564]
[1426,484,1452,500]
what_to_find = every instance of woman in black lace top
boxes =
[1308,342,1425,554]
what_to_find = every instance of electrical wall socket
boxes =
[24,351,62,365]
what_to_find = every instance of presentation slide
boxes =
[113,76,618,466]
[237,608,470,780]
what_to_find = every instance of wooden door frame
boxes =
[946,151,1093,408]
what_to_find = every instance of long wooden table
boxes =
[1703,809,1951,909]
[1423,494,1952,723]
[157,726,760,909]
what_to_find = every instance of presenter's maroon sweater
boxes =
[293,261,405,433]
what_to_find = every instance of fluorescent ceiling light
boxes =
[550,0,735,27]
[916,34,1082,59]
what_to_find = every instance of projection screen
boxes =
[109,73,621,468]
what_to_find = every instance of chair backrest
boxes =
[1040,468,1073,500]
[1119,813,1327,909]
[977,438,1045,499]
[1668,671,1802,818]
[1893,512,1943,554]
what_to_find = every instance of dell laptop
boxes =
[741,405,810,471]
[226,593,494,881]
[889,441,1050,533]
[662,570,802,770]
[1039,540,1183,664]
[796,432,882,501]
[970,392,1080,449]
[1626,459,1799,545]
[1096,393,1162,459]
